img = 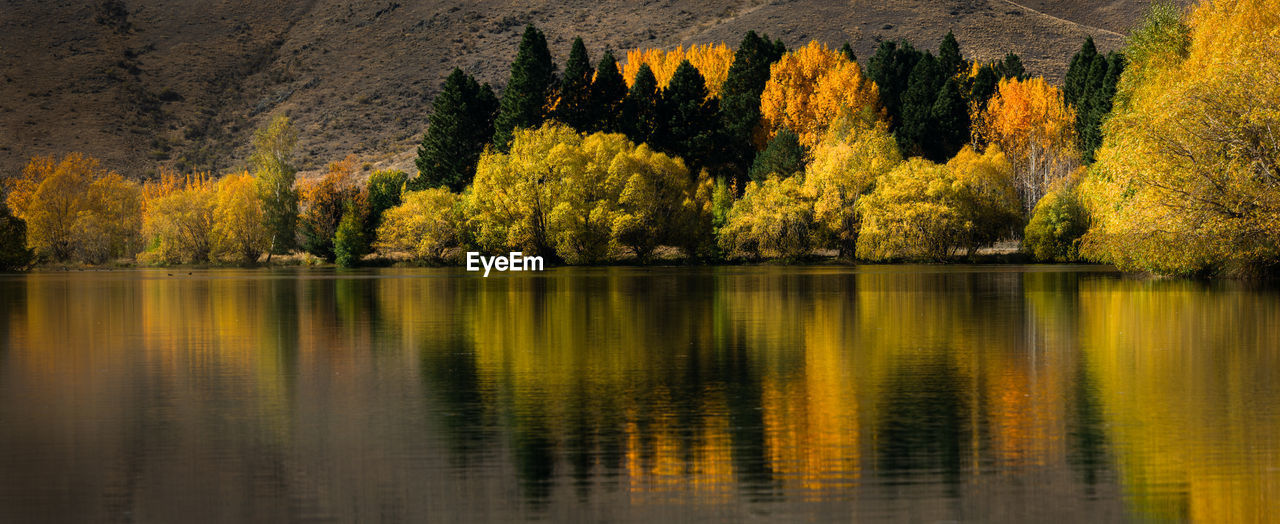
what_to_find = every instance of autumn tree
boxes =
[718,175,814,260]
[1024,179,1088,262]
[7,153,141,263]
[251,115,299,258]
[1080,0,1280,276]
[620,64,660,146]
[976,77,1078,213]
[748,128,806,182]
[612,148,699,261]
[803,114,903,257]
[587,50,628,133]
[622,43,734,97]
[212,172,270,264]
[492,24,557,151]
[759,41,882,148]
[720,30,787,181]
[376,188,464,262]
[945,145,1022,253]
[554,37,594,131]
[414,68,499,191]
[469,124,577,258]
[141,173,216,264]
[299,155,361,262]
[856,158,964,261]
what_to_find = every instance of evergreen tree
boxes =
[414,68,499,191]
[492,25,557,151]
[0,205,32,271]
[969,63,1000,112]
[621,64,661,146]
[868,40,924,130]
[655,61,720,172]
[840,41,857,62]
[251,115,299,258]
[587,50,628,133]
[554,37,594,131]
[999,52,1026,80]
[747,128,806,182]
[930,78,971,161]
[1064,36,1099,105]
[897,52,943,157]
[938,31,966,79]
[720,30,787,181]
[1078,52,1125,162]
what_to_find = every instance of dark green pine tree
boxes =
[621,64,661,145]
[492,24,557,151]
[655,61,720,172]
[999,52,1026,80]
[937,31,966,79]
[897,52,943,158]
[720,30,787,181]
[1079,52,1125,163]
[554,37,593,132]
[747,128,806,182]
[868,40,924,131]
[929,78,971,161]
[414,68,499,192]
[1064,36,1099,106]
[969,63,1001,113]
[840,42,857,63]
[587,50,628,133]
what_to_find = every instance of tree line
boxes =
[2,0,1274,277]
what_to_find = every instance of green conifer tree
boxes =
[621,64,661,145]
[868,40,924,130]
[492,25,557,151]
[720,30,787,181]
[655,61,720,173]
[414,68,498,191]
[587,50,628,133]
[840,41,857,63]
[0,205,32,271]
[747,128,806,182]
[554,37,594,131]
[897,52,943,157]
[938,31,966,79]
[929,78,971,161]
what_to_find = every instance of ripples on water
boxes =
[0,266,1278,522]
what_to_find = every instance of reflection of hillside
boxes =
[1078,278,1280,521]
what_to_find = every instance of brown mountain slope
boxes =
[0,0,1185,180]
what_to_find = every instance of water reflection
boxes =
[0,267,1277,521]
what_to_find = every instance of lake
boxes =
[0,266,1277,522]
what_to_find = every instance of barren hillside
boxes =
[0,0,1185,180]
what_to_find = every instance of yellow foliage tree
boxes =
[1080,0,1280,276]
[212,173,270,264]
[141,173,216,264]
[718,175,814,260]
[802,115,902,257]
[759,41,882,148]
[621,43,734,97]
[6,153,142,263]
[945,145,1023,253]
[376,188,464,262]
[976,77,1078,213]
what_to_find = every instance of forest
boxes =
[1,0,1275,277]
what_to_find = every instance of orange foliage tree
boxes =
[975,77,1078,213]
[759,41,882,148]
[622,43,734,97]
[298,155,363,261]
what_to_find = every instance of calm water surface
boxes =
[1,266,1278,522]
